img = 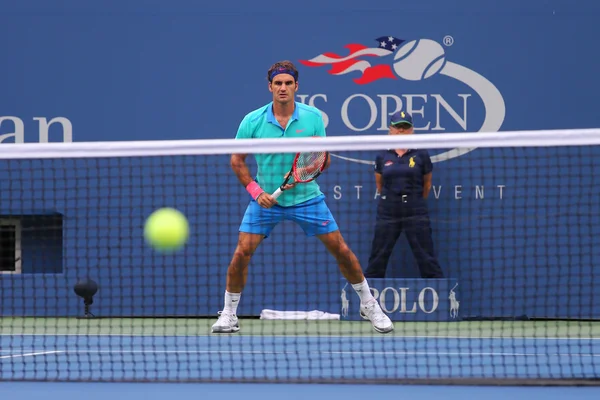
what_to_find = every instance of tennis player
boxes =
[212,60,393,334]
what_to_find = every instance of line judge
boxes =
[364,111,444,280]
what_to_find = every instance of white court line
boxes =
[2,333,600,340]
[0,350,47,353]
[0,351,62,359]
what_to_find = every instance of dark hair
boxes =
[267,60,299,82]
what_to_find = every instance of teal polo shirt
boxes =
[235,102,326,207]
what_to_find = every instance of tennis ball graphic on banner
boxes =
[393,39,447,80]
[144,208,189,252]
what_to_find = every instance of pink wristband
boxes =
[246,181,264,200]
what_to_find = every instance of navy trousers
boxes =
[365,195,444,279]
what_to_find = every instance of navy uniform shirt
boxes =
[374,149,433,197]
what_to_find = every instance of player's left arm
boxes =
[314,112,331,170]
[422,151,433,199]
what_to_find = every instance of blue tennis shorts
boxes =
[239,194,339,238]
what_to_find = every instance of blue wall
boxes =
[1,0,600,318]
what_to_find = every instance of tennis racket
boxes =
[271,151,329,200]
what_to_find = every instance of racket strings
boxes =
[293,152,327,182]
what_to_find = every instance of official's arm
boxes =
[374,153,383,195]
[375,172,383,195]
[422,151,433,199]
[423,172,432,199]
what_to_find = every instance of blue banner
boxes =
[1,0,600,319]
[340,279,460,322]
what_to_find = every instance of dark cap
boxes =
[390,111,413,126]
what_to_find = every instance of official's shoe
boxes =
[211,311,240,333]
[360,300,394,334]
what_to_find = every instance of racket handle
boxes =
[271,187,283,200]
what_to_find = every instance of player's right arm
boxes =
[232,116,277,209]
[230,153,253,187]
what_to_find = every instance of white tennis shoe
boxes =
[360,299,394,334]
[211,311,240,333]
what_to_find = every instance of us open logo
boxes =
[299,36,506,163]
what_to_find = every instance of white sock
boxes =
[223,291,241,315]
[352,280,375,304]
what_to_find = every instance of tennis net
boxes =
[1,129,600,384]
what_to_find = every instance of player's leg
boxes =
[212,200,282,334]
[226,231,265,299]
[290,195,393,333]
[359,216,402,321]
[317,229,364,283]
[212,232,264,334]
[317,230,393,333]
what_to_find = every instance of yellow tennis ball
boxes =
[144,208,189,252]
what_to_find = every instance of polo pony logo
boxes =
[449,283,460,319]
[340,283,349,317]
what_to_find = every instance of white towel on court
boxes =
[259,309,340,320]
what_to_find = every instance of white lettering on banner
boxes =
[300,93,471,134]
[476,185,484,199]
[333,185,342,200]
[430,94,470,131]
[0,116,73,143]
[329,185,508,200]
[403,95,427,130]
[399,287,417,313]
[340,94,378,131]
[455,185,462,200]
[369,287,439,314]
[35,117,73,143]
[379,287,400,313]
[298,36,506,164]
[0,117,24,143]
[419,287,439,314]
[354,185,362,199]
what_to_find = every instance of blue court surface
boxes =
[1,319,600,399]
[3,382,600,400]
[2,335,600,381]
